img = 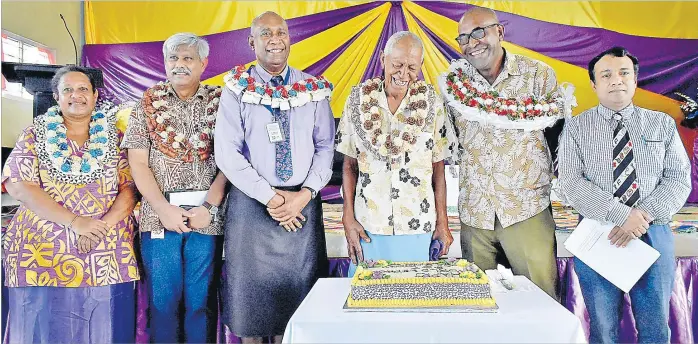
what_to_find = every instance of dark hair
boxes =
[681,116,698,129]
[588,46,639,83]
[50,65,97,95]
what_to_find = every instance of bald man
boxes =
[215,11,335,343]
[439,7,560,299]
[337,31,455,277]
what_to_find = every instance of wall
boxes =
[1,1,83,147]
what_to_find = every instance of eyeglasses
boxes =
[455,23,500,45]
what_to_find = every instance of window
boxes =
[2,30,56,100]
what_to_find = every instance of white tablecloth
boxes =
[283,277,587,343]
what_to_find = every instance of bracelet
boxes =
[67,214,79,229]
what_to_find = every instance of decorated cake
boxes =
[347,259,497,310]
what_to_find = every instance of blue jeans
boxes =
[140,231,223,343]
[574,224,675,343]
[347,232,432,277]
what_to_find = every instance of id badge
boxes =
[266,122,284,143]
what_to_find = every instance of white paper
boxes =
[564,218,660,293]
[168,190,207,208]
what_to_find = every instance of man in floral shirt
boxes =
[337,32,455,276]
[440,7,561,299]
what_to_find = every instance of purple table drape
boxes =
[3,257,695,343]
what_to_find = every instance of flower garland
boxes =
[34,105,118,185]
[143,82,222,162]
[675,91,698,119]
[439,60,576,131]
[356,78,430,158]
[224,65,333,109]
[676,90,698,129]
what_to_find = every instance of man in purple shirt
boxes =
[214,11,335,343]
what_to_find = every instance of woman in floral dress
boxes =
[2,66,139,343]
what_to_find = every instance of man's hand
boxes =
[77,234,98,254]
[613,208,652,247]
[266,194,285,209]
[637,208,653,225]
[279,214,306,232]
[71,216,109,244]
[432,221,453,256]
[155,204,194,234]
[343,218,370,265]
[188,206,212,229]
[608,226,637,247]
[269,189,311,231]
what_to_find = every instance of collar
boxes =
[598,103,636,121]
[254,64,289,84]
[375,80,410,115]
[165,82,207,100]
[502,49,521,76]
[487,48,518,87]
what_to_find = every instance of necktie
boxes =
[612,113,639,206]
[270,75,293,182]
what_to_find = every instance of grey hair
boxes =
[384,31,424,60]
[162,33,210,60]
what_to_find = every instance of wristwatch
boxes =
[202,201,219,222]
[303,186,318,199]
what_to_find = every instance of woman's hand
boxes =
[70,216,109,244]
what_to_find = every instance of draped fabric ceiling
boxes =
[82,1,698,153]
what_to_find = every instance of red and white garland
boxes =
[439,60,576,131]
[144,82,222,162]
[224,65,333,110]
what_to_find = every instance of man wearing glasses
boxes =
[439,7,560,299]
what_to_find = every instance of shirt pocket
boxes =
[640,137,665,178]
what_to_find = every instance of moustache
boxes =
[170,68,191,76]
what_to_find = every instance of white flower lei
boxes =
[35,105,118,184]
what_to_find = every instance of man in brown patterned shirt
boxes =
[440,7,559,299]
[121,33,227,343]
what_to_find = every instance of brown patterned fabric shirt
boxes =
[445,51,558,230]
[121,83,223,235]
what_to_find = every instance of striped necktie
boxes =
[612,112,639,206]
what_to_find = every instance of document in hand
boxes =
[564,218,660,293]
[166,190,208,209]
